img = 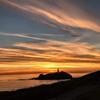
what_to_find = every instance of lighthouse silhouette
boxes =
[57,68,60,73]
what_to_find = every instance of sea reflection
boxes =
[0,74,62,91]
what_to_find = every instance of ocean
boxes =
[0,74,62,91]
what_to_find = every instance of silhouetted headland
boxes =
[0,71,100,100]
[33,71,72,80]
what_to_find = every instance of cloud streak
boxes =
[0,40,100,63]
[0,32,47,41]
[1,0,100,32]
[0,40,100,76]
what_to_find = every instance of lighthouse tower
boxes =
[57,68,60,73]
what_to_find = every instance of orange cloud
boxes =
[0,37,99,76]
[0,40,100,64]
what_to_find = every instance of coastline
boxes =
[0,71,100,100]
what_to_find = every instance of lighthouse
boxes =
[57,68,60,73]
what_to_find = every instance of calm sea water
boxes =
[0,74,62,91]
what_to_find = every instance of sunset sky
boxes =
[0,0,100,77]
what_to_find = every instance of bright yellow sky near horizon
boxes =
[0,61,99,77]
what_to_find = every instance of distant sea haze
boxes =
[0,74,38,81]
[0,74,64,91]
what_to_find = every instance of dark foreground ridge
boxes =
[0,71,100,100]
[33,71,72,80]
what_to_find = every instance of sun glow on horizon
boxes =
[0,61,99,77]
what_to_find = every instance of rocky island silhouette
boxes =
[33,69,72,80]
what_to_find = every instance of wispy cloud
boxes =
[0,40,99,63]
[0,40,100,76]
[0,32,47,41]
[1,0,100,32]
